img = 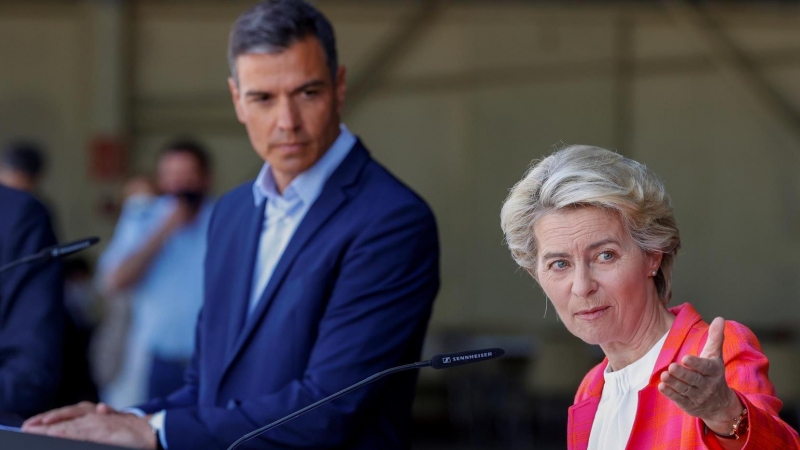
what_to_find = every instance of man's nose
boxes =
[276,97,301,131]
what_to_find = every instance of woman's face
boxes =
[534,207,662,346]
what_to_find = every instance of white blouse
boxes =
[587,331,669,450]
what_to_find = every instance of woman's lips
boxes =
[575,306,610,320]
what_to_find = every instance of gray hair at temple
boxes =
[227,0,338,84]
[500,145,681,303]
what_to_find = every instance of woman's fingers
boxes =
[699,317,726,359]
[658,380,689,404]
[681,355,722,376]
[661,368,696,397]
[667,362,704,387]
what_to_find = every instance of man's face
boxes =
[0,167,36,192]
[228,36,346,192]
[157,152,209,195]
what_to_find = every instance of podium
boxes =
[0,429,128,449]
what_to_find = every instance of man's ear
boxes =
[334,66,347,114]
[228,77,245,123]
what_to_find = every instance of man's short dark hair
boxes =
[159,138,212,175]
[1,141,46,178]
[228,0,338,83]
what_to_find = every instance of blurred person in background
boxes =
[0,184,64,419]
[94,139,213,408]
[500,145,799,449]
[23,1,439,448]
[90,175,157,396]
[0,140,61,236]
[0,140,46,193]
[0,141,100,414]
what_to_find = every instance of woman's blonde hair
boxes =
[500,145,681,302]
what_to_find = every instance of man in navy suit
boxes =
[24,1,440,448]
[0,185,64,418]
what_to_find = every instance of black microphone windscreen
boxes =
[429,348,504,370]
[49,237,100,258]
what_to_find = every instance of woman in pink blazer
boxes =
[500,145,799,449]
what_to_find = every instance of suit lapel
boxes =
[567,304,703,450]
[649,303,703,384]
[567,360,605,450]
[221,143,370,373]
[568,397,600,450]
[224,199,266,356]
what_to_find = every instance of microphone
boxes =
[227,348,504,450]
[0,236,100,275]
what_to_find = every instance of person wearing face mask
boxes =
[95,139,214,407]
[22,2,439,448]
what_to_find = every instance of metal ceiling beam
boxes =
[663,0,800,233]
[662,0,800,145]
[343,0,448,116]
[131,47,800,135]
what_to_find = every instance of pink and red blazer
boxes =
[568,303,800,449]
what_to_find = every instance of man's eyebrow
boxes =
[291,80,325,94]
[244,80,326,98]
[245,89,272,98]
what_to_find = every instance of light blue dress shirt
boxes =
[248,124,356,311]
[148,125,355,449]
[98,195,213,361]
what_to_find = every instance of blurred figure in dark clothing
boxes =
[0,185,64,418]
[0,140,46,192]
[0,140,62,238]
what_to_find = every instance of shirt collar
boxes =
[252,124,356,207]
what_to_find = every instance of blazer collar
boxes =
[650,303,703,380]
[221,141,371,374]
[567,303,702,449]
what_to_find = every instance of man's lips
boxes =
[574,306,610,320]
[271,142,310,153]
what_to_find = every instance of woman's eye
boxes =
[551,260,568,270]
[599,251,614,261]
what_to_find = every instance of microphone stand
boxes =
[0,237,100,275]
[227,347,504,450]
[227,360,431,450]
[0,253,46,275]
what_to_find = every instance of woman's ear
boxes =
[648,251,664,275]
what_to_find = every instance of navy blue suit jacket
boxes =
[0,185,64,417]
[138,141,440,449]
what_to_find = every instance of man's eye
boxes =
[302,89,320,98]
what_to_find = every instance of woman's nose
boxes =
[571,265,598,298]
